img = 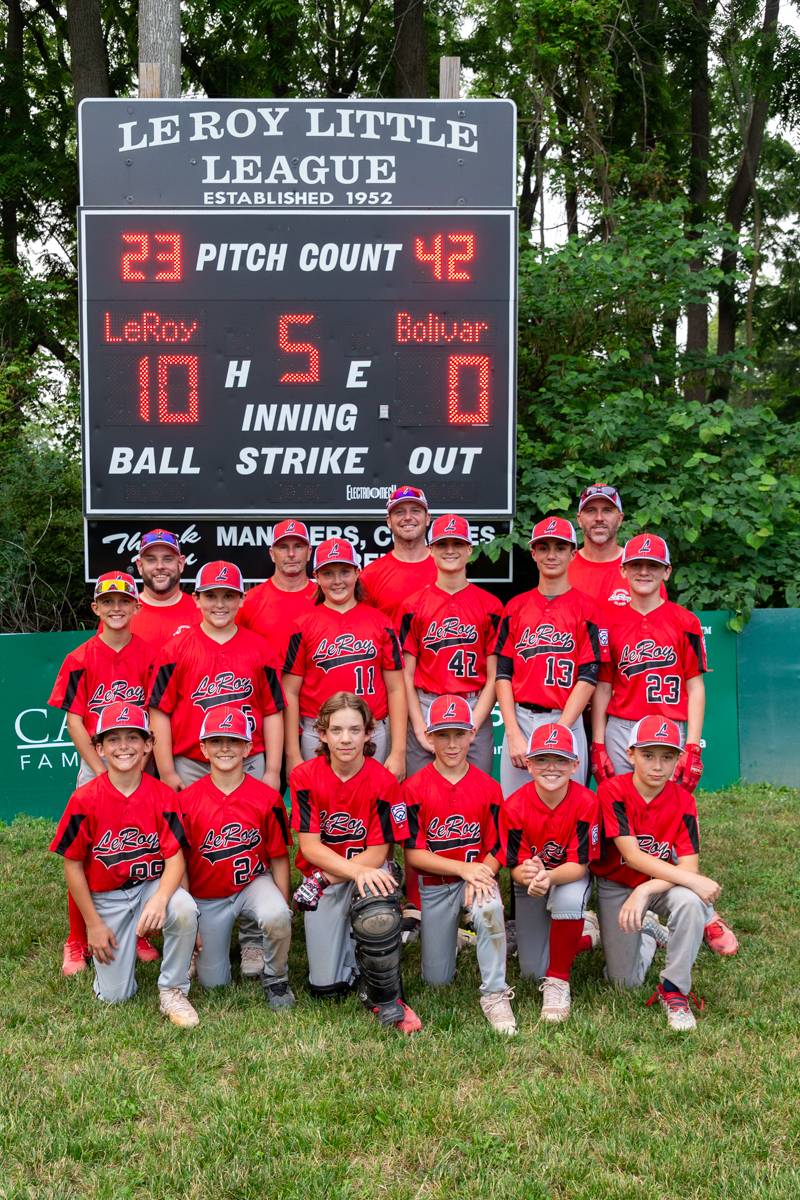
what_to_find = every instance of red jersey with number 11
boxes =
[602,601,706,721]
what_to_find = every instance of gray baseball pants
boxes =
[604,715,686,775]
[513,873,592,981]
[406,688,494,778]
[300,716,389,764]
[418,879,508,994]
[90,881,198,1003]
[195,873,291,987]
[500,705,588,798]
[596,877,712,995]
[304,879,359,992]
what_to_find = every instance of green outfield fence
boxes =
[0,611,795,823]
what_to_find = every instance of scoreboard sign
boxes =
[79,207,515,517]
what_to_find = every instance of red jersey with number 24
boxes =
[400,583,502,694]
[495,780,600,870]
[592,773,700,889]
[49,772,185,892]
[403,763,502,879]
[49,634,153,737]
[181,773,290,899]
[601,601,706,721]
[290,754,409,875]
[493,589,602,708]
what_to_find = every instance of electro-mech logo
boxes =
[14,707,79,772]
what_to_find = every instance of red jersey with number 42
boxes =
[283,602,402,720]
[495,780,600,870]
[49,634,152,737]
[400,583,502,694]
[290,754,409,875]
[592,773,700,889]
[181,773,290,899]
[238,577,317,666]
[148,626,285,760]
[49,772,186,892]
[601,601,706,721]
[403,763,502,875]
[360,552,438,631]
[493,589,601,707]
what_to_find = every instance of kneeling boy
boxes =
[180,706,294,1008]
[403,695,515,1035]
[49,702,199,1027]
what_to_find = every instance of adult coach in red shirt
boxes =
[569,484,667,615]
[360,486,437,630]
[130,529,200,648]
[237,519,317,664]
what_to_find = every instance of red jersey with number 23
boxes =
[601,601,706,721]
[49,634,153,737]
[495,780,600,870]
[49,772,185,892]
[290,754,409,875]
[181,773,290,899]
[283,602,402,720]
[403,763,502,881]
[494,589,601,708]
[592,773,700,889]
[400,583,502,694]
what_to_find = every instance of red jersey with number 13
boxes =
[493,589,601,708]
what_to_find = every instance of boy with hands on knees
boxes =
[592,717,721,1031]
[403,695,515,1035]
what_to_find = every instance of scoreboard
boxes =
[80,208,515,517]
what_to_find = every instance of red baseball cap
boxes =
[96,702,150,736]
[313,538,362,572]
[426,694,475,732]
[578,484,623,513]
[271,519,310,546]
[622,533,671,566]
[526,723,578,760]
[138,528,182,553]
[199,706,252,742]
[628,716,682,750]
[429,514,472,545]
[94,571,139,600]
[194,561,245,593]
[529,516,577,546]
[386,485,429,513]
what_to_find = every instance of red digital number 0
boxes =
[278,314,320,383]
[448,355,490,425]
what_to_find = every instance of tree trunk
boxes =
[1,0,24,267]
[553,79,579,237]
[66,0,110,108]
[139,0,181,97]
[684,0,715,402]
[713,0,780,399]
[393,0,427,97]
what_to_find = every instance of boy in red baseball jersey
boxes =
[49,702,199,1027]
[237,519,317,664]
[49,571,158,974]
[360,486,437,631]
[492,723,600,1023]
[494,516,603,796]
[403,695,515,1035]
[290,692,421,1033]
[400,513,502,779]
[148,560,285,793]
[180,706,293,1008]
[592,717,721,1031]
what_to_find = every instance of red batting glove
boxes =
[591,742,615,783]
[675,743,703,792]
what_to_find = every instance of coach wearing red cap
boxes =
[238,519,317,664]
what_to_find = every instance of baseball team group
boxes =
[49,482,738,1037]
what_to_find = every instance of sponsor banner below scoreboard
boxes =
[85,518,513,584]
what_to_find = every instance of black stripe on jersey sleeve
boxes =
[496,654,514,682]
[272,801,291,845]
[376,798,395,843]
[295,788,313,833]
[398,611,414,646]
[164,810,188,848]
[488,610,501,636]
[578,661,600,684]
[505,827,523,869]
[61,669,85,711]
[576,820,590,864]
[404,803,420,848]
[611,800,630,836]
[386,628,403,671]
[149,662,177,708]
[585,619,602,665]
[52,813,87,856]
[682,813,700,854]
[686,631,707,673]
[494,616,510,655]
[263,665,286,712]
[283,632,302,673]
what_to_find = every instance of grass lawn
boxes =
[1,784,798,1200]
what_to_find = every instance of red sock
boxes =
[547,918,584,981]
[577,933,592,954]
[67,893,87,945]
[404,859,421,909]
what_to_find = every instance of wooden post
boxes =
[439,56,461,99]
[138,62,161,98]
